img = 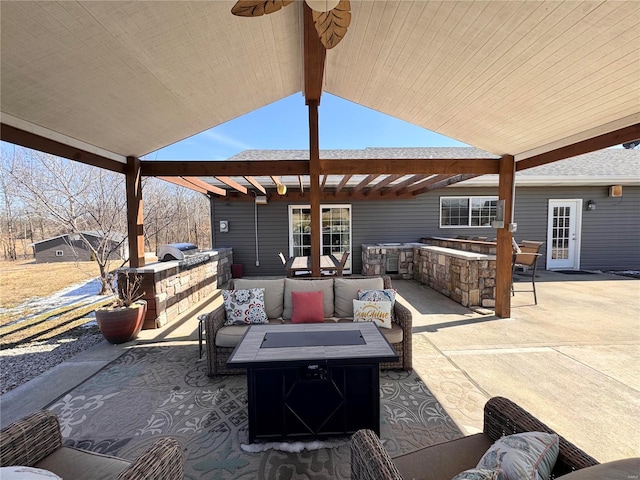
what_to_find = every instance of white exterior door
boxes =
[288,205,352,273]
[546,199,582,270]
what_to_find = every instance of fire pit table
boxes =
[227,322,398,443]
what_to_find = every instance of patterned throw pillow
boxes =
[222,288,268,325]
[358,288,397,320]
[0,466,62,479]
[353,299,392,329]
[451,469,498,480]
[477,431,560,480]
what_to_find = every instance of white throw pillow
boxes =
[0,467,62,480]
[477,431,559,480]
[353,299,392,329]
[222,288,268,325]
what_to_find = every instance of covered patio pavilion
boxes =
[2,1,639,319]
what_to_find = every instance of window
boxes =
[55,250,64,256]
[288,205,352,273]
[440,196,498,228]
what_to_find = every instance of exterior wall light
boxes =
[277,183,287,195]
[586,200,596,211]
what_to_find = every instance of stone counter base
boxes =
[414,246,496,308]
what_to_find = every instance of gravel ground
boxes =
[0,324,105,395]
[0,278,107,395]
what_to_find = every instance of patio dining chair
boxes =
[278,252,287,265]
[511,240,544,304]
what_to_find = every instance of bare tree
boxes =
[1,148,127,294]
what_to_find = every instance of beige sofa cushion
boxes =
[283,278,334,319]
[393,433,493,480]
[233,278,285,319]
[557,458,640,479]
[35,446,130,480]
[215,325,250,348]
[334,277,384,317]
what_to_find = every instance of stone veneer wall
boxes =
[413,246,496,308]
[420,236,497,255]
[123,248,232,329]
[361,244,418,279]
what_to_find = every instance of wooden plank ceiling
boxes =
[1,1,639,199]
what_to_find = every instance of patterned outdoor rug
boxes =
[46,344,461,479]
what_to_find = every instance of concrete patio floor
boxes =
[2,271,638,464]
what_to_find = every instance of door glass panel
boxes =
[291,208,311,257]
[289,205,352,273]
[551,205,571,260]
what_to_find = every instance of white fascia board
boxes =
[451,175,640,187]
[2,113,127,163]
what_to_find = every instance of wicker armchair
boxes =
[0,411,184,480]
[351,396,599,480]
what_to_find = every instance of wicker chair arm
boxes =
[0,411,63,467]
[484,397,599,475]
[393,300,412,370]
[204,303,227,375]
[116,437,183,480]
[350,429,403,480]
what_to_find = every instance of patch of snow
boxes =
[0,278,107,318]
[241,438,349,453]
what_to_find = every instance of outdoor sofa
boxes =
[0,410,184,480]
[351,396,626,480]
[204,275,412,375]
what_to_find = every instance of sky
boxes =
[144,93,469,161]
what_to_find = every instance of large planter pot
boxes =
[95,300,147,344]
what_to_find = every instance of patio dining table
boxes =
[285,254,342,277]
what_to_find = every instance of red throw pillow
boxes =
[291,291,324,324]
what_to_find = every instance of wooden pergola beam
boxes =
[244,176,266,194]
[215,176,248,194]
[159,176,207,194]
[126,156,145,268]
[516,123,640,171]
[382,175,427,196]
[367,174,402,193]
[142,158,500,177]
[495,155,516,318]
[303,2,326,105]
[1,124,126,174]
[334,175,352,195]
[142,160,310,177]
[410,174,480,195]
[183,177,226,196]
[321,158,500,175]
[351,174,379,194]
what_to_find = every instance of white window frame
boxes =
[439,196,498,228]
[288,204,352,273]
[55,250,64,256]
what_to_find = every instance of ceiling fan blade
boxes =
[232,0,294,17]
[312,0,351,49]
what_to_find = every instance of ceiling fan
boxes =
[231,0,351,49]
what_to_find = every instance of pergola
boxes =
[1,1,639,318]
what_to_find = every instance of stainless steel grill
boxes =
[158,243,210,269]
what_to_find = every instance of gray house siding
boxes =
[212,185,640,276]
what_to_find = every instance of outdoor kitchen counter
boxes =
[120,247,232,328]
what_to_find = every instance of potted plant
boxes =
[95,272,147,344]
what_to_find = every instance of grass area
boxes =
[0,259,103,309]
